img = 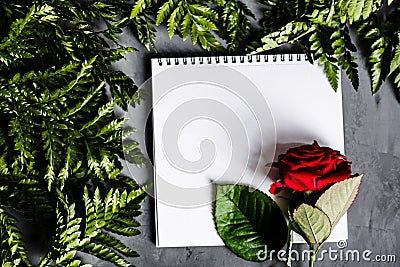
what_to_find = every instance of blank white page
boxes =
[151,55,347,247]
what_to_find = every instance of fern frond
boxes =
[38,186,145,266]
[83,243,131,267]
[259,0,300,34]
[394,72,400,88]
[309,27,340,91]
[81,102,115,131]
[389,33,400,76]
[130,0,154,19]
[0,208,32,266]
[39,203,81,266]
[96,233,139,257]
[123,139,147,167]
[132,14,157,51]
[250,21,314,54]
[155,0,222,50]
[65,81,105,117]
[357,19,390,94]
[1,1,146,266]
[102,70,138,110]
[330,25,359,89]
[219,0,255,50]
[321,55,340,91]
[80,186,145,265]
[338,0,383,24]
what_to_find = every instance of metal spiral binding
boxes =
[156,54,305,66]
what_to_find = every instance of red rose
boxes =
[269,141,352,194]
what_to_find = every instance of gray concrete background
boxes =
[101,9,400,267]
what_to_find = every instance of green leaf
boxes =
[370,52,385,94]
[389,34,400,75]
[322,57,340,92]
[315,175,363,228]
[293,204,331,245]
[395,72,400,88]
[181,14,192,40]
[0,1,145,266]
[83,243,131,267]
[251,22,314,54]
[156,1,172,25]
[338,0,383,23]
[167,7,181,38]
[0,209,32,266]
[130,0,147,19]
[330,26,359,90]
[214,185,287,262]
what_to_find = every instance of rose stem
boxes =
[309,243,315,267]
[285,224,293,267]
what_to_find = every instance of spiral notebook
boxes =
[151,54,347,247]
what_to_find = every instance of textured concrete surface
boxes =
[97,11,400,267]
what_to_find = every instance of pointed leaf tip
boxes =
[315,174,363,228]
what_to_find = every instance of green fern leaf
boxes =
[330,26,359,89]
[370,49,386,93]
[251,22,314,54]
[182,14,192,40]
[83,243,131,267]
[96,233,139,257]
[362,23,389,93]
[338,0,383,23]
[394,72,400,88]
[0,209,32,266]
[131,0,152,19]
[220,0,255,49]
[156,1,173,25]
[321,55,340,91]
[65,81,105,117]
[167,7,182,38]
[104,222,141,236]
[192,15,218,31]
[1,2,146,266]
[154,0,222,50]
[389,34,400,75]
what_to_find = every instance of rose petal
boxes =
[270,141,352,193]
[269,181,285,194]
[282,172,318,191]
[316,162,352,190]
